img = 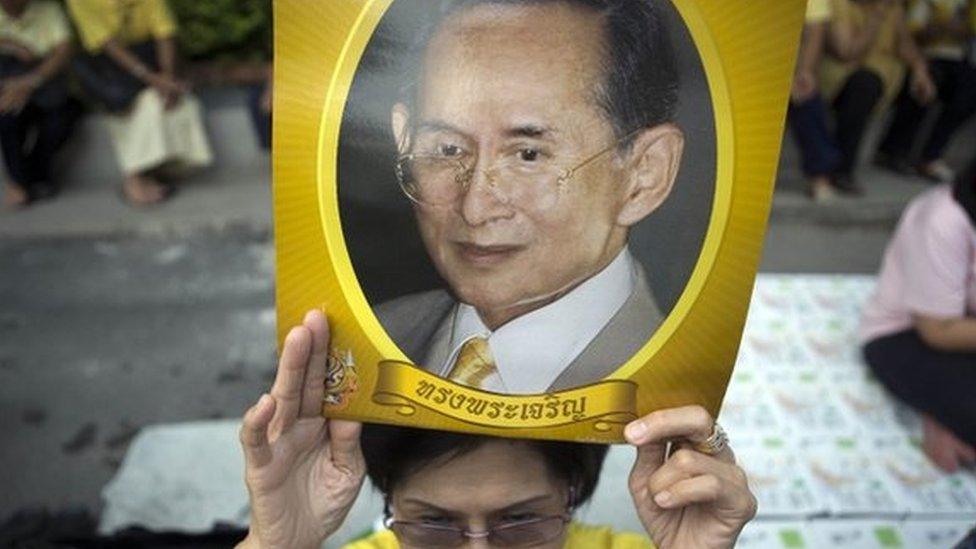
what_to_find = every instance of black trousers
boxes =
[863,329,976,445]
[0,102,75,193]
[832,69,884,175]
[789,69,884,178]
[789,94,843,177]
[0,56,76,196]
[247,83,271,151]
[879,58,976,163]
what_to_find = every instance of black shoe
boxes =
[832,173,863,196]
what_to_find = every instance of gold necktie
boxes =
[447,336,497,389]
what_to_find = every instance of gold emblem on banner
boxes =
[324,349,359,409]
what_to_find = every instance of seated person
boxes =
[876,0,976,183]
[0,0,76,209]
[235,310,757,549]
[811,0,936,194]
[789,0,843,201]
[66,0,213,206]
[861,163,976,472]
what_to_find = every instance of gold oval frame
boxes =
[274,0,804,442]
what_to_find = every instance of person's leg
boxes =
[789,95,843,198]
[876,73,931,168]
[247,83,272,151]
[105,89,173,206]
[920,59,976,173]
[22,98,77,200]
[0,107,33,208]
[864,330,976,469]
[832,69,885,191]
[789,95,843,199]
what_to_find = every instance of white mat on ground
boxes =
[99,274,976,547]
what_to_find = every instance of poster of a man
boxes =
[343,0,703,395]
[276,0,802,437]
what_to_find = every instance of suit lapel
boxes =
[548,263,663,391]
[377,290,456,365]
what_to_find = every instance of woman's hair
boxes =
[361,424,610,510]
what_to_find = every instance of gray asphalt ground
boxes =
[0,129,970,522]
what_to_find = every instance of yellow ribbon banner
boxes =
[373,361,638,432]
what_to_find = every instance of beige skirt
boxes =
[105,88,214,175]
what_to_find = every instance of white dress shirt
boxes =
[432,248,638,394]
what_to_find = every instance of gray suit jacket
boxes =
[375,263,663,391]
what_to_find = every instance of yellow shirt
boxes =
[820,0,907,108]
[66,0,176,52]
[341,522,655,549]
[806,0,833,24]
[0,1,71,57]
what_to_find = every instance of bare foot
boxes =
[3,182,29,210]
[808,175,837,203]
[122,175,168,207]
[922,415,976,473]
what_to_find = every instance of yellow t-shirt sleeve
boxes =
[65,0,119,52]
[147,0,177,40]
[564,523,656,549]
[341,529,399,549]
[805,0,833,24]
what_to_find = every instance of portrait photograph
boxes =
[338,0,716,395]
[273,0,801,440]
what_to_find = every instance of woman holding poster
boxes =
[235,311,758,549]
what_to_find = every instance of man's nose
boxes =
[457,164,515,226]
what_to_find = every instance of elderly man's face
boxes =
[392,3,675,326]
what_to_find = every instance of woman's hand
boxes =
[237,310,366,549]
[625,406,757,549]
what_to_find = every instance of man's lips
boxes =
[453,242,524,265]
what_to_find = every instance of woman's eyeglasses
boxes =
[383,514,571,548]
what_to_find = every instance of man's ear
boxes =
[616,123,685,227]
[391,102,411,153]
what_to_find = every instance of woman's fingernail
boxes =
[654,491,672,507]
[625,421,648,442]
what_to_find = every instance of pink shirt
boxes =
[860,185,976,343]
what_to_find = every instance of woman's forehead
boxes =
[394,441,564,511]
